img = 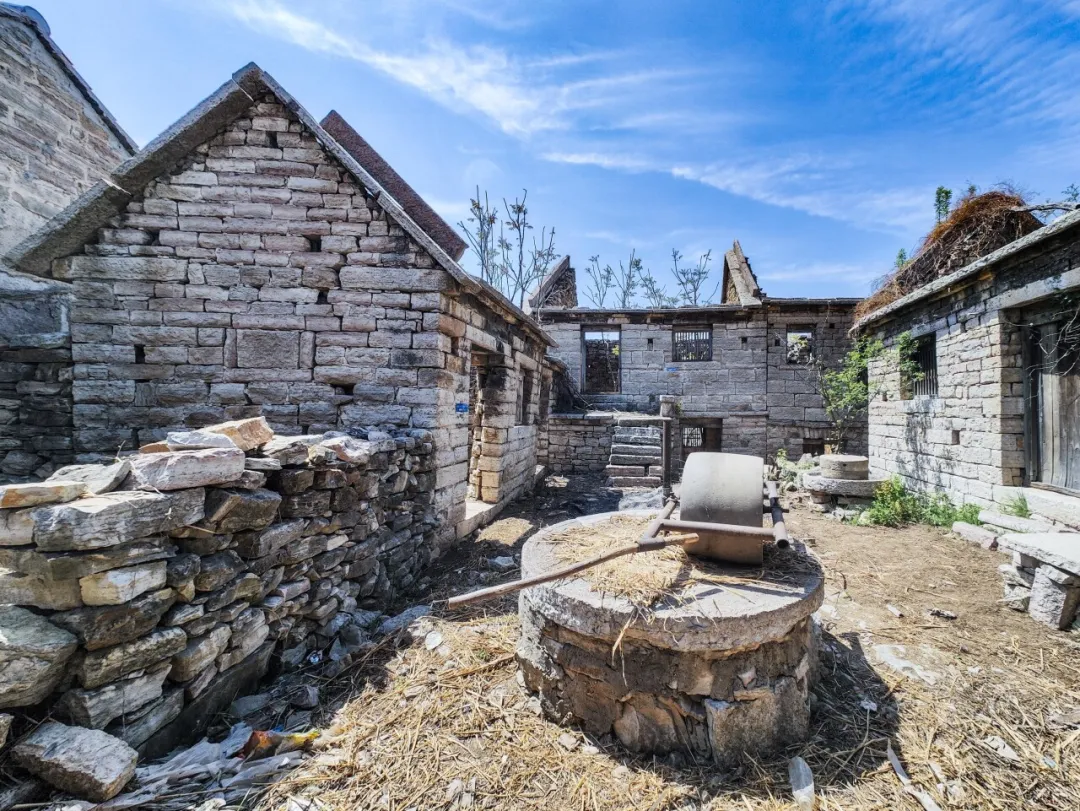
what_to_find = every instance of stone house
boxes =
[536,243,864,475]
[1,62,553,544]
[854,207,1080,520]
[0,3,137,482]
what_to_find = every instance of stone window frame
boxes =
[903,332,939,399]
[785,326,816,365]
[672,326,714,362]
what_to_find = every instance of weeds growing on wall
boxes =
[860,476,981,527]
[1003,493,1032,518]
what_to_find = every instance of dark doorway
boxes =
[582,328,621,393]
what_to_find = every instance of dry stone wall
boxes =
[542,414,614,474]
[0,417,434,754]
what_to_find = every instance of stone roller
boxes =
[446,452,789,608]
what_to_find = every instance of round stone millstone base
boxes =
[515,511,824,766]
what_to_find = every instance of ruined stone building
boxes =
[0,60,552,544]
[855,207,1080,519]
[533,243,864,480]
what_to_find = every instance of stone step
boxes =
[613,428,661,446]
[611,444,662,457]
[952,521,999,549]
[978,511,1060,534]
[608,476,662,488]
[609,455,661,467]
[605,465,647,477]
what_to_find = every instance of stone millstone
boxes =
[801,474,885,499]
[12,722,137,802]
[817,455,869,481]
[0,606,78,708]
[47,461,131,495]
[126,448,246,491]
[0,481,87,509]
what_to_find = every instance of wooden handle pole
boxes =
[445,526,696,609]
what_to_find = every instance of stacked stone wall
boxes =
[0,14,132,254]
[544,414,614,474]
[864,232,1080,506]
[0,417,434,754]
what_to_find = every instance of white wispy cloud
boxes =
[541,151,652,171]
[220,0,696,138]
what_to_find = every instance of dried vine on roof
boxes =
[856,189,1044,319]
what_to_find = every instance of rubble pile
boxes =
[0,417,435,800]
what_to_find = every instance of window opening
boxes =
[672,327,713,362]
[786,327,815,364]
[518,369,534,425]
[582,328,621,393]
[905,333,938,398]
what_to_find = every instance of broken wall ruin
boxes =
[0,418,435,756]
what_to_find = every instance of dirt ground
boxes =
[262,476,1080,810]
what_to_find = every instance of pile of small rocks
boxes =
[954,509,1080,630]
[0,416,436,801]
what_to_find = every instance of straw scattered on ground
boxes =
[253,481,1080,811]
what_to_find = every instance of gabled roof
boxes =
[321,111,466,262]
[526,255,575,313]
[722,240,762,305]
[2,62,553,347]
[0,4,136,154]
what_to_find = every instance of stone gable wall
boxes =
[0,15,132,254]
[864,230,1080,506]
[32,91,545,541]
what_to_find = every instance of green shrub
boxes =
[860,477,981,528]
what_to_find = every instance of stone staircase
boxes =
[605,425,662,488]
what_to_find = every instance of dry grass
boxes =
[856,189,1043,319]
[255,499,1080,811]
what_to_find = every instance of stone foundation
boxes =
[515,511,823,764]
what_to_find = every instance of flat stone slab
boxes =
[521,510,823,653]
[12,721,137,801]
[801,474,886,498]
[997,533,1080,576]
[126,448,245,491]
[979,511,1060,534]
[0,481,87,509]
[31,489,204,551]
[204,417,274,451]
[952,521,999,549]
[48,461,130,495]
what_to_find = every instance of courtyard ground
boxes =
[259,476,1080,810]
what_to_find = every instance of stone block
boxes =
[194,551,244,592]
[12,722,137,801]
[203,416,274,450]
[170,624,231,682]
[203,488,281,532]
[1028,565,1080,630]
[0,568,83,609]
[0,481,87,508]
[32,489,204,551]
[80,561,168,606]
[216,622,269,671]
[62,662,170,728]
[236,329,300,368]
[75,627,188,689]
[235,518,306,559]
[51,588,177,650]
[47,461,130,495]
[110,686,184,747]
[126,448,246,491]
[952,521,999,549]
[0,508,34,546]
[0,607,78,708]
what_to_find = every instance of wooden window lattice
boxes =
[673,328,713,362]
[912,334,938,397]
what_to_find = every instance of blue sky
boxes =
[33,0,1080,300]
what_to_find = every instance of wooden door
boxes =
[1034,323,1080,493]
